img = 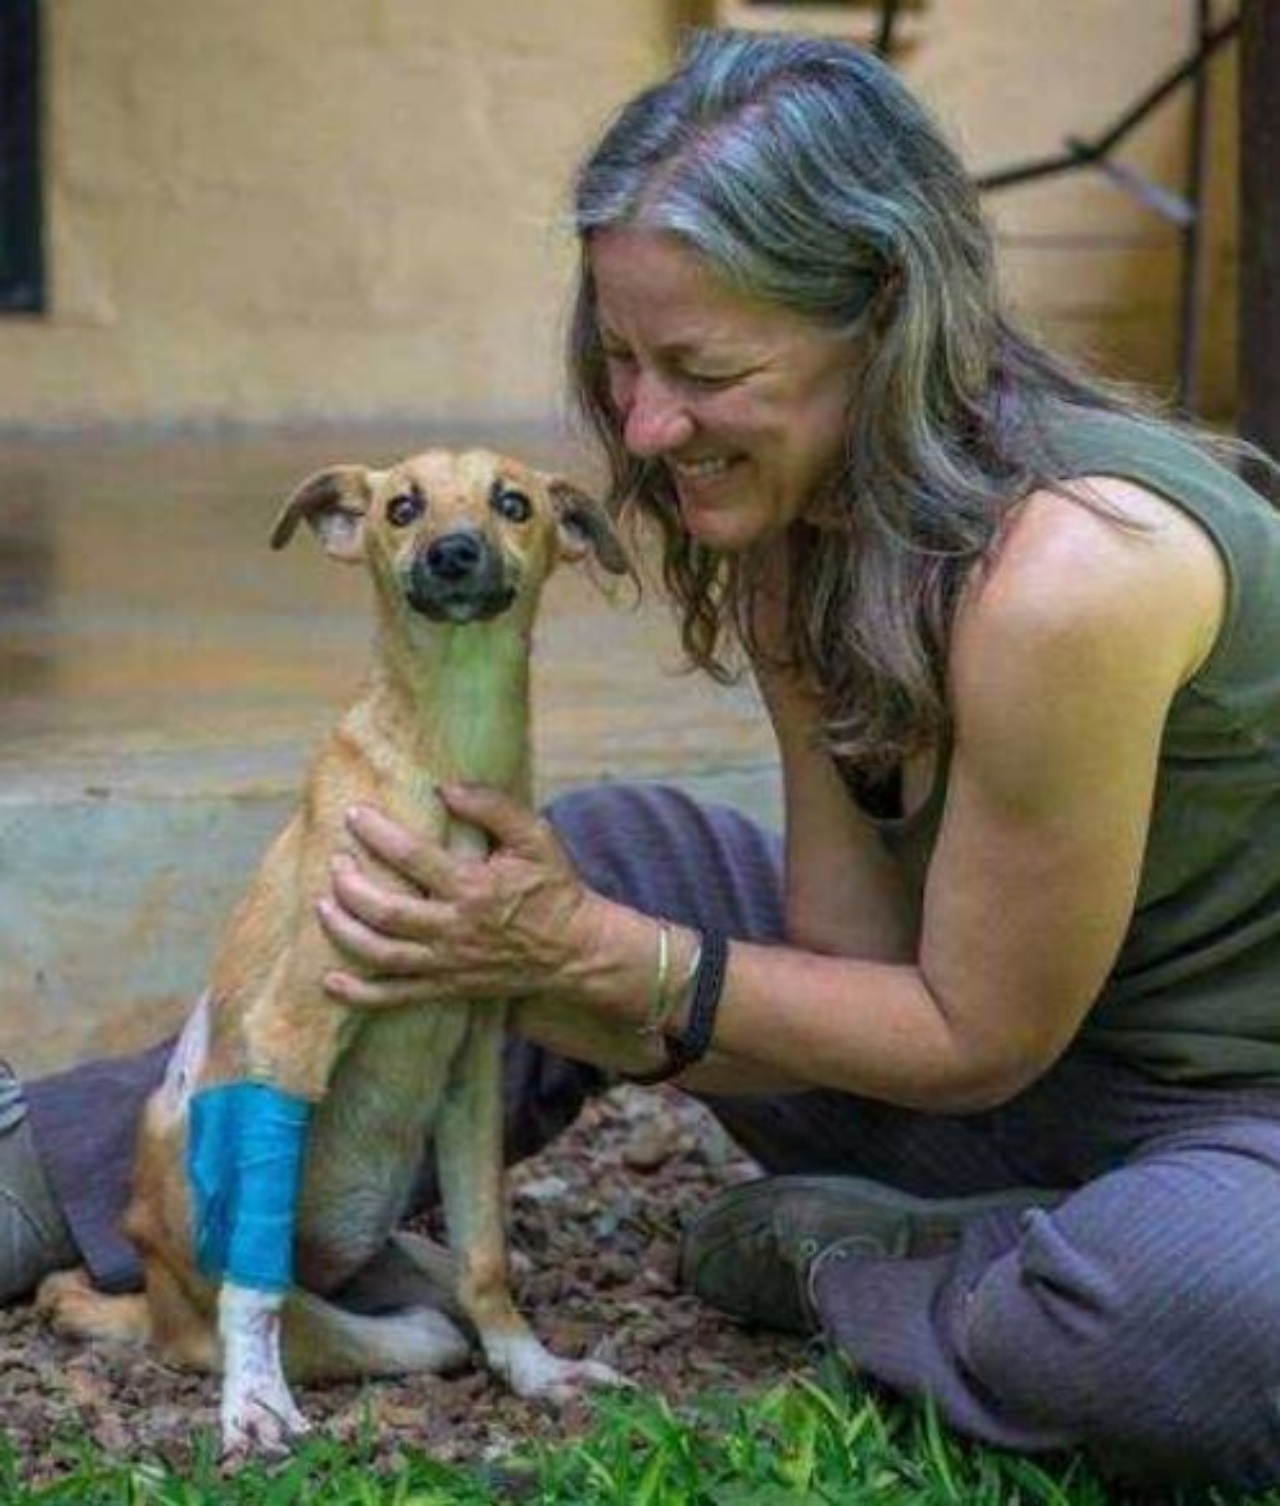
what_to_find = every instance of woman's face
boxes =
[590,228,858,553]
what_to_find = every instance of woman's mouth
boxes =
[670,455,738,482]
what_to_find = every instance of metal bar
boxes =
[1087,13,1239,159]
[1238,0,1280,472]
[1176,0,1214,413]
[875,0,903,57]
[977,151,1089,193]
[976,14,1239,196]
[1068,137,1195,227]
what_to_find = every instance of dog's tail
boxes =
[36,1266,152,1347]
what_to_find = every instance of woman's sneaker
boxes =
[678,1174,1065,1334]
[0,1063,78,1302]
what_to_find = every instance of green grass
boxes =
[3,1368,1277,1506]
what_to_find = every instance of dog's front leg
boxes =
[434,1007,623,1401]
[218,1284,310,1458]
[189,1077,316,1457]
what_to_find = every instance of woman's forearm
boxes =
[513,897,812,1092]
[521,892,1027,1112]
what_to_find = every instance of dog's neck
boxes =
[362,611,534,793]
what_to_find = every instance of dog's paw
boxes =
[35,1267,152,1346]
[498,1337,628,1403]
[33,1266,92,1320]
[220,1390,311,1463]
[530,1355,629,1403]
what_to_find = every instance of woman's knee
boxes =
[960,1202,1280,1487]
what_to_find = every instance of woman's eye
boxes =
[494,489,532,524]
[682,368,740,391]
[386,492,425,528]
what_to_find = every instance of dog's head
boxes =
[270,449,629,624]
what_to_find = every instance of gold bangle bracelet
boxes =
[637,919,673,1038]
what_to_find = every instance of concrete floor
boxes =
[0,427,779,1074]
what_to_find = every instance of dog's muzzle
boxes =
[405,530,517,622]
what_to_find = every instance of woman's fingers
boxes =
[323,969,443,1011]
[315,893,436,977]
[438,782,558,859]
[344,805,460,894]
[321,795,591,1007]
[329,854,451,938]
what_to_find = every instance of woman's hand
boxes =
[316,784,601,1009]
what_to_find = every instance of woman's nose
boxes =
[619,371,695,458]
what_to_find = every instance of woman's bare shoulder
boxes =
[959,476,1227,690]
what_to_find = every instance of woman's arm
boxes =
[756,659,916,963]
[748,538,914,962]
[710,480,1225,1103]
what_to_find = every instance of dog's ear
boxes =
[270,466,378,562]
[548,480,630,576]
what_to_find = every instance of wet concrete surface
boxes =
[0,426,779,1071]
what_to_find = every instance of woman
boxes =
[9,30,1280,1490]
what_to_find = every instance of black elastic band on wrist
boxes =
[623,928,730,1086]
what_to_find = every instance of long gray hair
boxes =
[567,29,1202,780]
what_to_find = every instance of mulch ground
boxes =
[0,1086,810,1482]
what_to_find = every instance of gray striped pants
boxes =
[28,783,1280,1491]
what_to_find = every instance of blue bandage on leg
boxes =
[188,1081,312,1293]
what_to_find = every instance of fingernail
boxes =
[345,805,365,828]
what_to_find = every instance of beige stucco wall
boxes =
[0,0,680,432]
[0,0,1239,432]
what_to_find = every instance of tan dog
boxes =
[38,449,629,1456]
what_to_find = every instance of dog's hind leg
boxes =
[281,1287,470,1382]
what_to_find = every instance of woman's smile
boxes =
[670,455,737,482]
[668,452,747,513]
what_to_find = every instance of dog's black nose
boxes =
[425,531,483,581]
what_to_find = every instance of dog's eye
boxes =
[493,488,532,524]
[386,492,425,528]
